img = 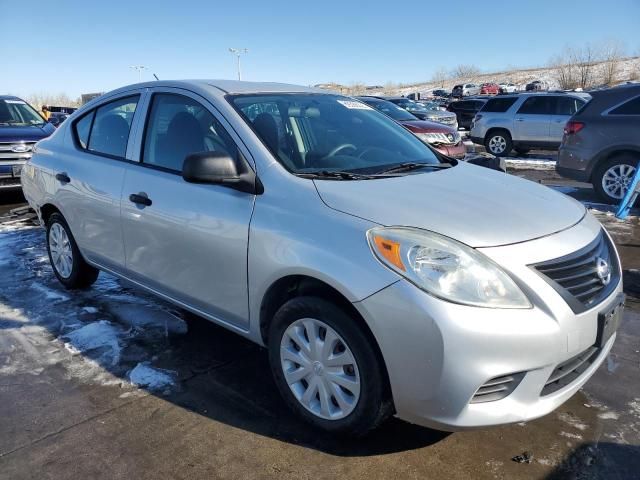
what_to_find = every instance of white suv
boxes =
[470,93,588,156]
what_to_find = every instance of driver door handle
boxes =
[129,193,152,207]
[55,172,70,183]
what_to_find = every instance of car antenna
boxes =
[153,73,160,81]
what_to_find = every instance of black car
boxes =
[431,89,450,98]
[382,97,431,120]
[0,95,55,190]
[446,98,488,130]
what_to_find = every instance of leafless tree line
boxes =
[25,93,81,110]
[550,40,627,89]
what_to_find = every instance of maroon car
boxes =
[356,96,466,158]
[480,83,500,95]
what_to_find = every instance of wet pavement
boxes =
[0,173,639,480]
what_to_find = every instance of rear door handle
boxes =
[55,172,70,183]
[129,193,152,207]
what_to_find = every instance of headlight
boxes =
[367,227,531,309]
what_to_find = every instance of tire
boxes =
[514,147,530,156]
[268,296,392,436]
[484,130,513,157]
[46,212,99,289]
[592,155,638,204]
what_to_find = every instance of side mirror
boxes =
[182,151,262,194]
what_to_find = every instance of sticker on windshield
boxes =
[337,100,372,110]
[4,100,26,104]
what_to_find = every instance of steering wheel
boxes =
[327,143,356,157]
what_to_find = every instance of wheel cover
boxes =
[488,135,507,154]
[602,163,636,200]
[280,318,361,420]
[49,223,73,278]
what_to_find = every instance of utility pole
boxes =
[228,48,248,80]
[129,65,147,82]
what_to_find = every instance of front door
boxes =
[120,90,255,328]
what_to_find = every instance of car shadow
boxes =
[545,442,640,479]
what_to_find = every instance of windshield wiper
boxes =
[375,162,451,174]
[297,170,394,180]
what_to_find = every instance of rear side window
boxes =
[556,97,584,115]
[87,96,139,158]
[74,112,94,148]
[609,96,640,115]
[517,96,552,115]
[481,97,517,113]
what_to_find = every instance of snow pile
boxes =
[63,320,122,366]
[505,158,556,170]
[128,362,177,392]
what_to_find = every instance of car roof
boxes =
[99,80,325,99]
[0,95,25,101]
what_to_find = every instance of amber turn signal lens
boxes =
[372,235,405,271]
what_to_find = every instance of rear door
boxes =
[550,96,585,143]
[55,93,142,271]
[120,88,255,328]
[513,96,553,142]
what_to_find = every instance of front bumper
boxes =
[354,213,622,430]
[0,161,25,189]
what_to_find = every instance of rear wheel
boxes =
[46,212,99,289]
[485,130,513,157]
[268,296,392,436]
[592,155,638,204]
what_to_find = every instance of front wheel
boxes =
[46,212,99,289]
[592,156,638,204]
[268,296,392,436]
[485,130,513,157]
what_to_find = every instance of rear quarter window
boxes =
[74,111,94,149]
[481,97,517,113]
[609,96,640,115]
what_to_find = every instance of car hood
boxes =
[401,119,454,133]
[423,110,455,118]
[314,163,586,248]
[0,123,55,142]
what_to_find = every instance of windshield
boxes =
[360,99,417,121]
[231,93,441,175]
[0,99,45,126]
[420,102,440,111]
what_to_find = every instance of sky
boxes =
[1,0,639,99]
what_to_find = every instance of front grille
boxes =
[541,346,600,396]
[532,231,619,313]
[470,372,525,403]
[0,142,35,162]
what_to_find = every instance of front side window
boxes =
[517,96,552,115]
[231,94,441,174]
[0,98,45,127]
[609,96,640,115]
[87,96,139,158]
[143,93,237,172]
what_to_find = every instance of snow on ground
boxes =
[0,217,189,394]
[505,158,556,170]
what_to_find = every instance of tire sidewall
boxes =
[268,296,388,436]
[593,157,637,204]
[485,130,512,157]
[46,213,85,288]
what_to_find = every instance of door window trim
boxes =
[129,87,256,177]
[70,94,141,162]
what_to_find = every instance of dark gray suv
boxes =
[557,84,640,203]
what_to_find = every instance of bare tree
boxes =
[600,40,625,85]
[450,64,480,80]
[550,47,578,89]
[430,67,449,87]
[571,44,598,89]
[26,93,80,110]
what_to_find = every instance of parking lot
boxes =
[1,165,639,480]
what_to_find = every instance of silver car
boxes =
[21,80,623,436]
[470,93,588,156]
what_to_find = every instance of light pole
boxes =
[228,48,248,80]
[129,65,147,82]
